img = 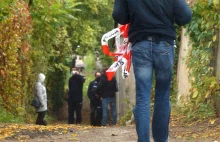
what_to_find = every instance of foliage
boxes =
[170,27,182,101]
[185,0,220,119]
[119,109,133,126]
[0,0,14,22]
[67,0,114,56]
[84,54,96,73]
[46,28,71,117]
[0,0,115,121]
[0,0,84,118]
[0,0,32,115]
[29,0,82,73]
[26,0,84,118]
[171,107,220,140]
[0,107,24,123]
[82,54,96,99]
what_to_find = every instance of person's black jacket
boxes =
[96,74,118,98]
[87,77,102,106]
[112,0,192,44]
[68,74,85,102]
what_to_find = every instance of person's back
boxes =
[113,0,191,142]
[113,0,192,44]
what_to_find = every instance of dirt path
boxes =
[29,126,218,142]
[1,124,217,142]
[1,98,219,142]
[27,126,137,142]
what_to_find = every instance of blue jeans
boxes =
[132,41,174,142]
[102,97,117,126]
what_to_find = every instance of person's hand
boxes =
[40,103,44,107]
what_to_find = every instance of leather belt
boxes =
[135,36,174,45]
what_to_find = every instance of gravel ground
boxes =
[1,124,216,142]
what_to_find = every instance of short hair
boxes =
[72,67,79,72]
[101,67,108,74]
[94,71,101,77]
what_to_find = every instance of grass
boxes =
[0,107,24,123]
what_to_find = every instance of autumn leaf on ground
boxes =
[0,124,99,141]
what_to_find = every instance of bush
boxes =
[119,109,133,126]
[0,107,24,123]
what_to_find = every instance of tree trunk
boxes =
[216,31,220,85]
[214,31,220,116]
[177,28,192,105]
[116,66,135,119]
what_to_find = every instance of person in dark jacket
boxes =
[112,0,192,142]
[87,71,102,126]
[68,70,85,124]
[96,69,118,126]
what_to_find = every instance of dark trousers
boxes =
[36,111,47,126]
[68,101,82,124]
[90,103,102,126]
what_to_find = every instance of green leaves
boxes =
[0,0,14,22]
[0,0,115,119]
[64,0,114,56]
[213,0,220,8]
[185,0,220,120]
[30,0,81,40]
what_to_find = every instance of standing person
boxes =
[34,73,47,126]
[68,70,85,124]
[112,0,192,142]
[96,69,118,126]
[87,71,102,126]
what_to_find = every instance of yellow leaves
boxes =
[205,92,210,98]
[15,135,31,142]
[0,0,31,114]
[16,107,25,116]
[209,119,216,124]
[213,0,220,8]
[192,89,198,99]
[170,112,220,141]
[0,124,18,140]
[213,0,220,4]
[212,35,217,42]
[0,70,5,78]
[192,133,199,138]
[72,133,78,137]
[0,123,99,141]
[171,124,220,140]
[210,81,217,88]
[68,133,79,141]
[62,129,68,134]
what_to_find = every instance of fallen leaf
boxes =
[209,119,216,125]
